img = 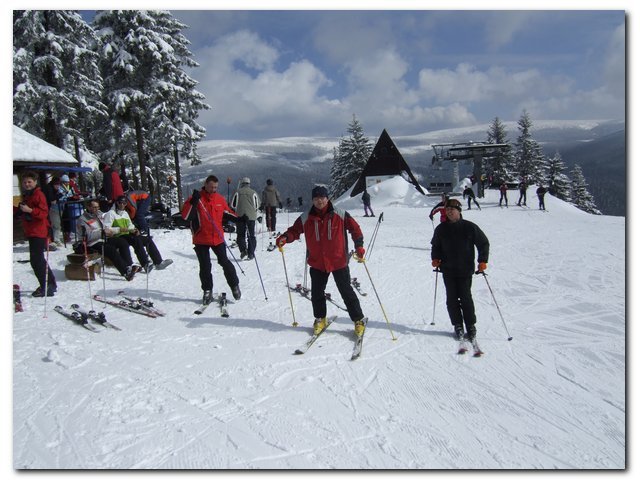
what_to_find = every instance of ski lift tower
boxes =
[431,142,509,197]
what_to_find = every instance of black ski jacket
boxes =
[431,218,489,277]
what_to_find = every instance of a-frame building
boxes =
[350,129,425,197]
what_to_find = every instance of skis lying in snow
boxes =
[194,293,231,317]
[456,336,484,357]
[351,277,367,296]
[294,315,337,355]
[54,305,99,332]
[93,294,160,318]
[117,292,166,317]
[71,304,121,330]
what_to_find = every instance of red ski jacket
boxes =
[181,189,236,246]
[282,202,363,273]
[16,187,50,238]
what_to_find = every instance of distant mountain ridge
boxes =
[182,119,625,215]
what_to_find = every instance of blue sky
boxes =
[165,10,625,140]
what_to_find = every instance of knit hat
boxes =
[445,198,462,212]
[266,179,273,186]
[240,177,250,185]
[311,185,329,199]
[60,174,70,183]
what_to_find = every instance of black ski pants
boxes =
[236,219,256,257]
[442,274,476,335]
[310,266,363,322]
[87,241,130,276]
[28,237,56,290]
[194,243,239,292]
[265,206,277,232]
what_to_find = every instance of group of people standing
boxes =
[17,166,494,344]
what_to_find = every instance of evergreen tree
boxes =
[513,110,546,186]
[93,10,208,194]
[329,115,373,198]
[485,116,514,183]
[545,152,572,201]
[13,10,106,153]
[570,164,601,215]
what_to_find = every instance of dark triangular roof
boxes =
[350,129,425,197]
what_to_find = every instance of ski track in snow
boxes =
[12,187,625,469]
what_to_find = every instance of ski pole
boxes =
[430,267,439,325]
[279,246,298,327]
[100,231,107,305]
[43,238,50,318]
[353,252,396,341]
[81,229,95,311]
[477,271,513,341]
[253,255,268,301]
[365,212,384,261]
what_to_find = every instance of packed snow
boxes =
[11,177,625,470]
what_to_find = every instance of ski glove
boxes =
[355,246,366,261]
[432,259,441,268]
[478,262,487,272]
[276,234,287,248]
[190,190,201,205]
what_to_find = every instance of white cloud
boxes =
[418,63,573,103]
[195,30,346,135]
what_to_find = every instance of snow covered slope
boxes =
[11,178,625,469]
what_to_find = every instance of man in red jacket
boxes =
[15,171,57,297]
[98,162,124,206]
[276,185,367,337]
[182,175,240,305]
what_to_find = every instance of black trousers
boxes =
[265,206,277,231]
[28,237,56,290]
[442,274,476,334]
[236,219,256,256]
[86,241,130,276]
[194,243,239,292]
[310,266,363,322]
[105,236,135,267]
[140,235,163,264]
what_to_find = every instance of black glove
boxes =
[257,216,263,224]
[278,202,283,209]
[259,204,265,213]
[242,214,249,222]
[190,189,201,205]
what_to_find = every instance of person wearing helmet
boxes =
[230,177,260,260]
[430,198,490,343]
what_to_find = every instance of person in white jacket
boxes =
[230,177,260,260]
[76,200,136,281]
[102,196,152,272]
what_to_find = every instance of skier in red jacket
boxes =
[276,185,367,337]
[182,175,240,306]
[14,171,57,297]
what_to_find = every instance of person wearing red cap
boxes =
[430,198,489,343]
[276,184,368,337]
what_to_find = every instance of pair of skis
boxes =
[293,316,365,360]
[92,294,165,318]
[194,292,230,317]
[53,305,121,332]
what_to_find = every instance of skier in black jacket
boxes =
[431,198,489,342]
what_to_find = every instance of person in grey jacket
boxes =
[261,179,282,234]
[431,198,490,342]
[230,177,260,259]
